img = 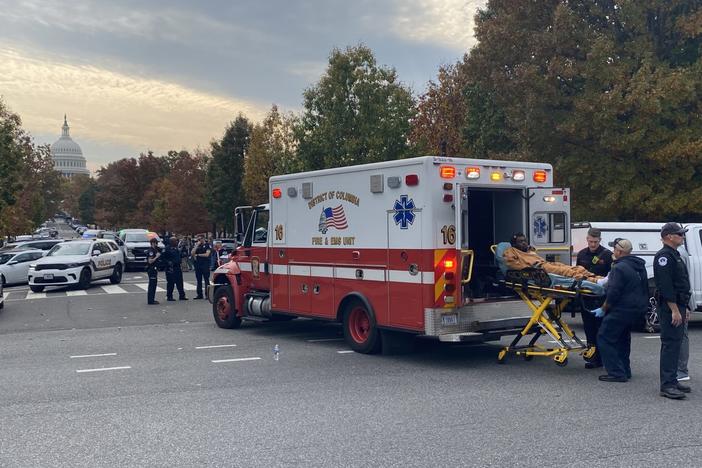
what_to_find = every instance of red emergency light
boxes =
[405,174,419,186]
[272,188,282,199]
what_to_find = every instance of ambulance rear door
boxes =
[527,187,571,264]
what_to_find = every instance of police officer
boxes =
[592,239,647,382]
[576,227,613,369]
[654,222,692,400]
[163,237,188,301]
[191,234,211,299]
[146,237,161,305]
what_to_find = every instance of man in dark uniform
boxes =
[163,237,188,301]
[146,237,161,305]
[592,239,648,382]
[192,234,211,299]
[654,222,692,400]
[576,227,613,369]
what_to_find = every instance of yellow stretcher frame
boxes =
[490,245,598,366]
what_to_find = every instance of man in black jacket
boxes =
[592,238,648,382]
[576,227,613,369]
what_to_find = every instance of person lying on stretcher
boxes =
[503,233,603,283]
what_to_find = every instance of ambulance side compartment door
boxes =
[527,187,570,264]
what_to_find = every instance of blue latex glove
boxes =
[590,307,604,318]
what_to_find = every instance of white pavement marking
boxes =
[307,338,345,343]
[133,276,143,279]
[336,350,355,354]
[135,283,166,292]
[70,353,117,359]
[212,357,261,363]
[195,344,237,350]
[183,282,197,291]
[642,335,661,339]
[66,290,88,296]
[26,291,47,300]
[102,285,128,294]
[76,366,131,373]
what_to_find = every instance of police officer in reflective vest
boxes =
[576,227,613,369]
[146,237,161,305]
[654,222,692,400]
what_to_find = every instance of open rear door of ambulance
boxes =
[527,187,571,264]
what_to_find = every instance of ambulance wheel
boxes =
[343,300,381,354]
[110,263,123,284]
[212,286,241,329]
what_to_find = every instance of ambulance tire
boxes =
[342,299,381,354]
[212,286,242,329]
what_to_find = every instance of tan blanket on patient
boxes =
[503,247,601,282]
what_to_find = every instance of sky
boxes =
[0,0,486,172]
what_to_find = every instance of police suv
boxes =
[27,239,125,292]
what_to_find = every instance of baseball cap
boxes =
[660,222,687,237]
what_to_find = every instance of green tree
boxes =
[296,45,416,170]
[244,105,301,206]
[0,99,25,224]
[206,115,251,235]
[78,178,97,224]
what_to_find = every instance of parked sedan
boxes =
[0,249,46,286]
[0,239,64,253]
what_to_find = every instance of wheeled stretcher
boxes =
[491,243,605,366]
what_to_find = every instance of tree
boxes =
[410,61,472,157]
[296,45,416,170]
[0,99,25,223]
[464,0,702,220]
[243,105,301,206]
[206,115,251,235]
[78,178,97,224]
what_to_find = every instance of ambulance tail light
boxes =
[444,283,456,293]
[444,259,455,269]
[272,188,282,199]
[443,194,453,203]
[405,174,419,186]
[465,167,480,179]
[439,166,456,179]
[533,170,547,183]
[444,272,455,281]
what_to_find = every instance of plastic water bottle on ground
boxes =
[273,344,280,361]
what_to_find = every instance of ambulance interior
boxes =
[460,188,525,300]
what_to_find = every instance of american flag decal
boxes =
[318,205,348,233]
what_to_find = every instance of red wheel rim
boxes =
[348,307,370,344]
[217,296,231,321]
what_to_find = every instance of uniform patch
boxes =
[658,257,668,266]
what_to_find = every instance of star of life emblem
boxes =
[393,195,416,230]
[533,216,547,239]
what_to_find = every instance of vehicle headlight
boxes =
[29,264,37,269]
[66,262,87,268]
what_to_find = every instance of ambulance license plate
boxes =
[442,314,458,326]
[43,274,54,280]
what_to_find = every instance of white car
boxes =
[0,249,46,286]
[28,239,125,292]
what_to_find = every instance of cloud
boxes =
[0,46,267,157]
[383,0,487,51]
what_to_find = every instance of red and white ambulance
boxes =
[208,156,571,353]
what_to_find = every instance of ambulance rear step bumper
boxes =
[438,327,526,343]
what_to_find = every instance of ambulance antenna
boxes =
[440,140,447,157]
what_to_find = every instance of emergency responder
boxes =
[654,222,692,400]
[163,237,188,301]
[211,240,224,271]
[146,237,161,305]
[591,239,647,382]
[576,228,613,369]
[192,234,211,299]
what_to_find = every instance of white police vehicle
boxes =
[27,239,125,292]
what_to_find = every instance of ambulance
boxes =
[208,156,571,353]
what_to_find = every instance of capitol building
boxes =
[50,115,90,178]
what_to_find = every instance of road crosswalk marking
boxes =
[135,283,166,292]
[26,291,47,300]
[66,290,88,296]
[102,285,128,294]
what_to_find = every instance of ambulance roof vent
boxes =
[302,182,313,199]
[387,176,401,189]
[370,174,384,193]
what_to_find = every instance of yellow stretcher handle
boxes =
[460,249,474,285]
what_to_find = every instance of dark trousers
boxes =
[660,303,686,390]
[581,309,603,363]
[195,264,210,298]
[597,313,634,379]
[166,269,186,299]
[147,268,158,303]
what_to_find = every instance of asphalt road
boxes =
[1,222,701,466]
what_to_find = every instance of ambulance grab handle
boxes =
[460,249,474,285]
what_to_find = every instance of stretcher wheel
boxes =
[497,348,508,364]
[554,356,568,367]
[583,346,596,360]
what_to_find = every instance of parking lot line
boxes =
[211,357,261,363]
[102,285,128,294]
[135,283,166,292]
[76,366,131,373]
[642,335,661,339]
[183,282,197,291]
[70,353,118,359]
[336,350,354,354]
[25,291,47,300]
[195,344,237,349]
[66,290,88,296]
